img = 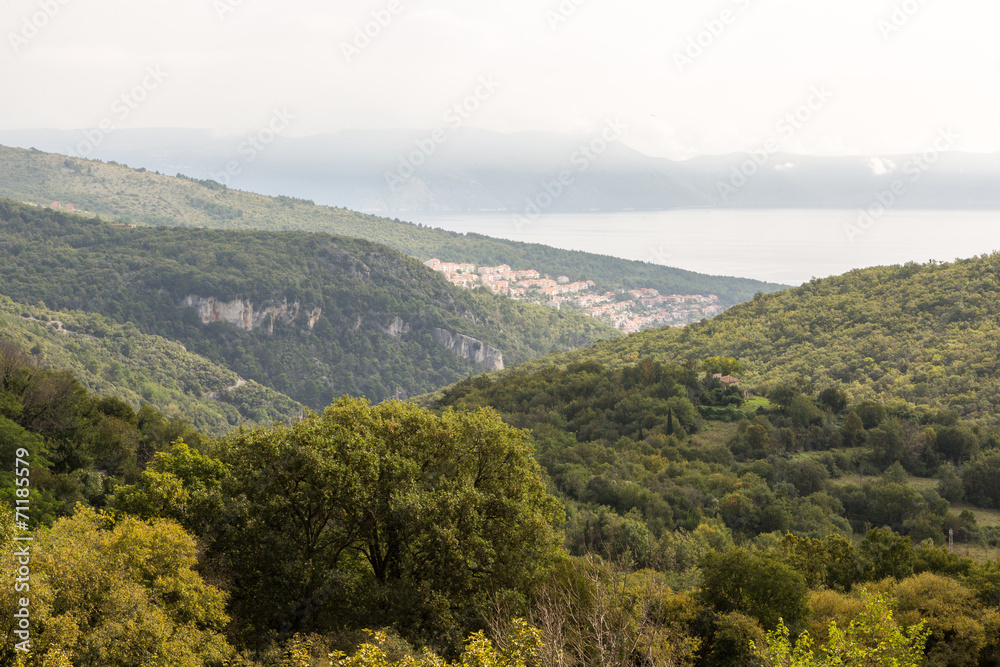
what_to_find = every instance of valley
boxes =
[5,4,998,666]
[4,149,1000,667]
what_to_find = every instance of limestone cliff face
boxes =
[382,316,411,339]
[432,328,504,371]
[181,295,322,333]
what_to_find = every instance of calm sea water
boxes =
[401,210,1000,286]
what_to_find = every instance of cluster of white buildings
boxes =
[423,259,593,297]
[580,292,723,332]
[423,258,724,333]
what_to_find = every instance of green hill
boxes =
[472,254,1000,427]
[426,256,1000,574]
[0,295,301,435]
[0,144,786,305]
[0,199,618,406]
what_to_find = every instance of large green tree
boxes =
[699,547,809,632]
[207,398,564,650]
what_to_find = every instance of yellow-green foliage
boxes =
[330,620,540,667]
[753,591,928,666]
[893,572,1000,667]
[0,505,232,666]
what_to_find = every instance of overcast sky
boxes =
[1,0,997,159]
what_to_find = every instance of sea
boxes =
[401,209,1000,287]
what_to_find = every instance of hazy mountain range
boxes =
[2,127,998,214]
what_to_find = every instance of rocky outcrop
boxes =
[382,316,411,339]
[432,328,504,371]
[181,296,321,333]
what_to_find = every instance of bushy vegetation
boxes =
[434,358,1000,557]
[8,149,1000,664]
[0,341,206,525]
[0,506,232,666]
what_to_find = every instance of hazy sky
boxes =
[2,0,997,159]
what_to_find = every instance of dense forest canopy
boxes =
[6,146,1000,664]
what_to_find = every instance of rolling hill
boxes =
[457,253,1000,427]
[418,252,1000,593]
[0,199,619,407]
[0,144,786,305]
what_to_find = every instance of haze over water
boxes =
[403,209,1000,286]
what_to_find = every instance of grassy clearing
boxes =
[696,421,740,449]
[828,474,937,491]
[953,503,1000,527]
[743,396,773,413]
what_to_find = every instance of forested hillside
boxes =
[0,295,300,434]
[0,342,208,524]
[0,145,786,304]
[6,343,1000,666]
[429,354,1000,665]
[7,249,1000,663]
[490,254,1000,428]
[0,199,618,406]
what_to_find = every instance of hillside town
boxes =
[424,258,724,333]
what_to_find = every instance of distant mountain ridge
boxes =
[0,144,785,304]
[1,127,997,214]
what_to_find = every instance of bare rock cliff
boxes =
[181,295,322,333]
[382,316,411,339]
[432,328,504,371]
